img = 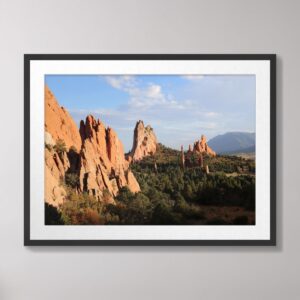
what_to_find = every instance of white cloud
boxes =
[105,75,176,110]
[105,76,212,113]
[129,84,166,108]
[146,84,162,98]
[79,75,227,150]
[105,75,136,90]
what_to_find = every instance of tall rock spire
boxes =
[44,86,141,207]
[180,145,185,168]
[78,115,140,200]
[129,120,157,162]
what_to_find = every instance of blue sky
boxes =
[45,74,255,152]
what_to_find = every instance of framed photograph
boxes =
[24,54,276,246]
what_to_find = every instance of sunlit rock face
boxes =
[44,87,140,207]
[193,135,216,157]
[45,85,82,151]
[78,115,140,201]
[128,120,158,162]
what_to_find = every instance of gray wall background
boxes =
[0,0,299,299]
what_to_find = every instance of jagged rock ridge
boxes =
[45,85,82,151]
[128,120,157,162]
[44,87,140,207]
[79,115,140,202]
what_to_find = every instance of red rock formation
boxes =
[198,153,204,168]
[129,120,157,162]
[44,87,140,207]
[45,85,82,151]
[79,115,140,201]
[180,145,185,168]
[44,148,69,207]
[180,135,215,170]
[193,135,216,156]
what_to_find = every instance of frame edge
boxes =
[24,54,277,246]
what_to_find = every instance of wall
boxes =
[0,0,299,299]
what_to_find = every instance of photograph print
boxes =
[45,74,256,226]
[25,55,275,245]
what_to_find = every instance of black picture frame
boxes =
[24,54,276,246]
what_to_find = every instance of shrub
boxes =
[60,191,104,225]
[81,209,103,225]
[151,203,181,225]
[65,173,79,188]
[116,187,134,203]
[102,188,113,203]
[45,143,53,151]
[54,139,67,155]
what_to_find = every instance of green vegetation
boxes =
[59,191,104,225]
[65,172,79,188]
[46,143,255,226]
[205,155,255,173]
[45,143,53,151]
[54,139,67,155]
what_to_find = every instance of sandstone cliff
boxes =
[44,147,69,206]
[44,85,81,207]
[44,87,140,207]
[79,115,140,202]
[128,120,157,162]
[45,85,82,151]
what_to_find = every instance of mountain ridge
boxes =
[208,132,255,154]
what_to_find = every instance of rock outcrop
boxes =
[180,136,216,170]
[44,87,140,207]
[44,146,69,207]
[78,115,140,202]
[193,135,216,156]
[45,85,82,151]
[128,120,157,162]
[180,145,185,168]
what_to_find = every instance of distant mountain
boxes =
[208,132,255,154]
